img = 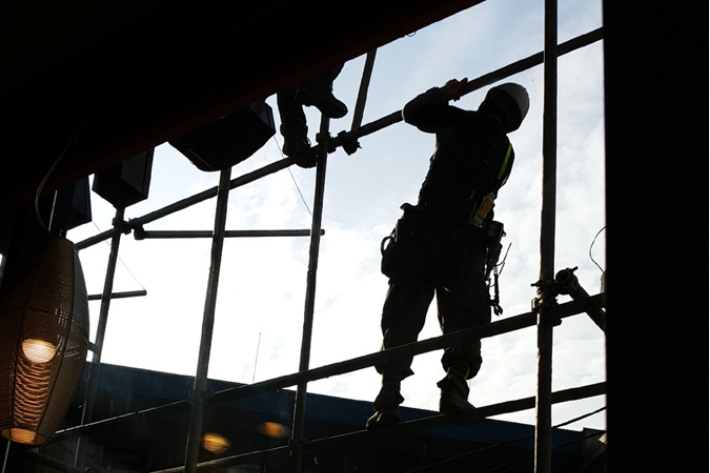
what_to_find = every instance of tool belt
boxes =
[380,203,478,279]
[381,204,431,279]
[381,203,504,282]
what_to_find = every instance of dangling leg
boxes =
[276,88,315,167]
[366,278,433,429]
[295,64,348,119]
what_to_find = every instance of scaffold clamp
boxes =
[336,130,362,155]
[531,278,562,325]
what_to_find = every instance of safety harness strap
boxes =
[497,143,513,181]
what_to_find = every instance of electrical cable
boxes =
[497,241,512,276]
[402,405,607,473]
[589,225,605,274]
[34,105,95,233]
[34,139,79,233]
[89,221,147,292]
[271,135,313,216]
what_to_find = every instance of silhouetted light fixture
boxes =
[169,101,275,172]
[0,236,89,446]
[202,432,230,454]
[256,422,287,438]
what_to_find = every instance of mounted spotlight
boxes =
[92,149,154,208]
[169,101,275,172]
[0,235,89,446]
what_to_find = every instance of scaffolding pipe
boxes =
[74,28,602,253]
[289,115,331,473]
[535,0,558,472]
[75,159,294,250]
[149,381,606,473]
[87,289,147,301]
[184,168,232,473]
[133,229,322,239]
[201,295,600,405]
[330,27,603,150]
[304,382,607,454]
[74,206,125,469]
[350,49,377,131]
[555,268,606,332]
[53,294,604,440]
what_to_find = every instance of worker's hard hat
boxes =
[484,83,530,131]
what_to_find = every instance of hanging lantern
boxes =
[0,235,89,446]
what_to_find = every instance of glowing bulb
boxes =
[9,428,39,445]
[202,433,230,454]
[256,422,286,438]
[22,339,56,363]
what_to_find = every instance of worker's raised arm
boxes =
[401,78,469,133]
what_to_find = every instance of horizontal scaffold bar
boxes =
[54,294,604,440]
[209,294,603,404]
[87,289,147,301]
[330,27,603,149]
[133,229,322,240]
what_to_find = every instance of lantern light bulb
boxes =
[22,339,56,363]
[8,428,39,445]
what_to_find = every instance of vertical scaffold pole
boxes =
[350,49,377,131]
[74,206,125,469]
[289,114,330,473]
[535,0,558,472]
[184,168,232,473]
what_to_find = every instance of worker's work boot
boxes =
[437,365,477,416]
[295,81,348,119]
[366,369,405,429]
[280,121,315,168]
[366,385,404,429]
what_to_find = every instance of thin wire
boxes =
[497,242,512,276]
[91,221,146,291]
[252,332,262,384]
[402,405,607,473]
[35,139,78,233]
[589,225,606,273]
[271,135,312,216]
[34,106,95,233]
[487,243,511,290]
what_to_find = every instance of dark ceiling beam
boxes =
[0,0,484,220]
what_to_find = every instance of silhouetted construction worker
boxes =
[277,65,347,167]
[367,79,530,429]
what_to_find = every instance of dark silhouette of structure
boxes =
[0,1,704,472]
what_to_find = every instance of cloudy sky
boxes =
[66,0,606,432]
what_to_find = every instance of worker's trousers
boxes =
[376,213,491,380]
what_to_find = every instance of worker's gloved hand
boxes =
[444,78,468,101]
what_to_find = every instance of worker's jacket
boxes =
[380,87,515,281]
[402,87,514,221]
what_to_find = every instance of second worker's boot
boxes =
[280,121,316,168]
[366,370,404,429]
[295,81,348,119]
